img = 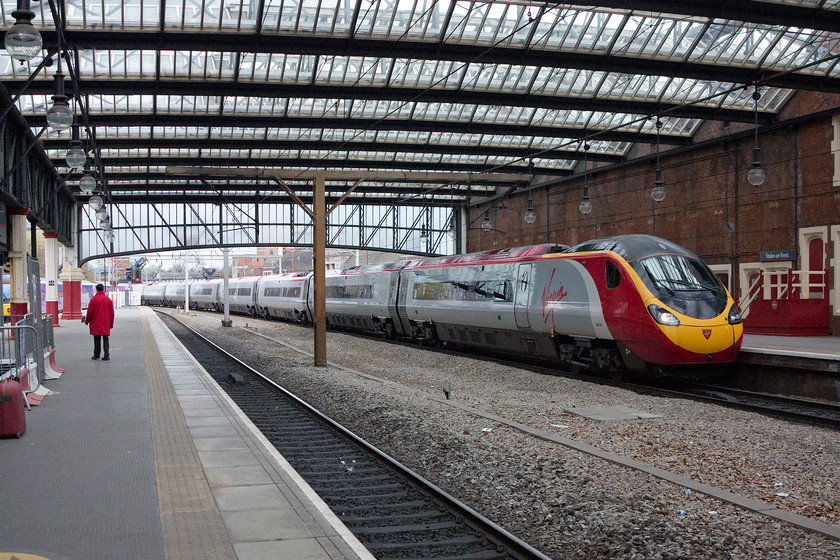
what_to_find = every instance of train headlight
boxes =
[648,304,680,326]
[728,304,742,325]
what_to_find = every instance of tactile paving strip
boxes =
[141,311,238,559]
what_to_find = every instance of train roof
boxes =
[563,235,697,261]
[337,243,569,274]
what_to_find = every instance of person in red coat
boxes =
[83,284,115,361]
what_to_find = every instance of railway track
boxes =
[176,308,840,431]
[368,329,840,430]
[675,384,840,429]
[156,311,554,560]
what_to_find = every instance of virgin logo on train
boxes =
[542,268,568,328]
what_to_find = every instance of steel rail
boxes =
[156,310,555,560]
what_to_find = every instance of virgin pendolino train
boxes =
[142,235,743,378]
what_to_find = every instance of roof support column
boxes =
[313,174,327,367]
[9,207,29,325]
[44,232,60,326]
[60,244,84,321]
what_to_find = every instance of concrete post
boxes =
[43,232,59,326]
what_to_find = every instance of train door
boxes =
[387,271,407,337]
[514,264,532,329]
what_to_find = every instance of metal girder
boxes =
[88,194,472,206]
[0,85,74,243]
[80,201,457,263]
[56,156,552,176]
[562,1,840,34]
[42,138,627,163]
[34,28,840,93]
[31,113,686,144]
[83,183,495,197]
[167,166,532,183]
[13,79,768,124]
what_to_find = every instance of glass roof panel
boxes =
[4,0,839,211]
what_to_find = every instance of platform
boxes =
[742,334,840,360]
[740,334,840,374]
[0,306,374,560]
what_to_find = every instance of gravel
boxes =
[174,310,840,560]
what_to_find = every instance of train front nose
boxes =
[676,321,743,362]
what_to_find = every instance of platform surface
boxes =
[0,306,373,560]
[742,334,840,360]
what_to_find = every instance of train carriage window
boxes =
[326,286,345,298]
[606,261,622,289]
[237,287,252,296]
[493,281,512,301]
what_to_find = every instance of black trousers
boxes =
[93,335,110,358]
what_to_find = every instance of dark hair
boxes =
[95,284,105,292]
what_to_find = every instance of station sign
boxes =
[759,250,797,262]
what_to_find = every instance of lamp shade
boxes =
[88,195,103,210]
[66,143,87,169]
[79,173,96,193]
[524,209,536,224]
[651,185,666,202]
[579,200,593,215]
[747,166,766,187]
[46,97,73,131]
[4,2,41,63]
[4,21,41,62]
[95,207,108,220]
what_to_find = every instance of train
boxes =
[141,235,744,378]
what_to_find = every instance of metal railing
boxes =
[739,268,827,320]
[0,315,49,410]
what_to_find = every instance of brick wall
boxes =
[468,91,840,334]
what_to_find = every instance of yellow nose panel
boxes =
[668,323,742,354]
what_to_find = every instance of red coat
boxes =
[84,292,115,336]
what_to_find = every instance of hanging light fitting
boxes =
[651,119,666,202]
[46,71,73,132]
[66,124,87,169]
[747,88,766,187]
[524,198,536,224]
[4,0,42,63]
[579,140,592,214]
[481,210,492,231]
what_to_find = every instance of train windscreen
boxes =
[635,254,728,320]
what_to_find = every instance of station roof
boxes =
[3,0,840,208]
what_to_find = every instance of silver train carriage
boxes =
[141,235,742,375]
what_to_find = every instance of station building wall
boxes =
[469,90,840,335]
